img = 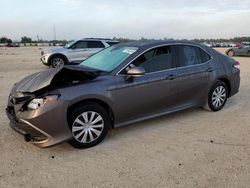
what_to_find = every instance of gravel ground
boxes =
[0,47,250,188]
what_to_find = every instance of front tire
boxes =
[227,50,235,57]
[68,102,111,149]
[50,56,66,68]
[204,81,228,111]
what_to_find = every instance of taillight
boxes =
[233,61,240,69]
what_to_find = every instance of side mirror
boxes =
[126,67,145,82]
[127,67,145,78]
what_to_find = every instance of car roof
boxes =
[81,38,119,42]
[113,40,204,50]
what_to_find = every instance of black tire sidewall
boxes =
[68,102,111,149]
[208,81,228,112]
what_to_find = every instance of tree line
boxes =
[0,36,32,43]
[113,37,250,43]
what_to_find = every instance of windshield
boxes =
[64,40,76,48]
[80,46,138,72]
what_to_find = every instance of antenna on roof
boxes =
[53,24,56,41]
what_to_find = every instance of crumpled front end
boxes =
[6,92,72,147]
[5,65,101,147]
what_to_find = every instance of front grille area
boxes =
[9,95,33,105]
[12,121,48,142]
[15,96,32,104]
[6,106,48,143]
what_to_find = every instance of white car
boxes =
[41,38,119,68]
[203,42,212,47]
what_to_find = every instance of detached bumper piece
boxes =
[6,106,48,143]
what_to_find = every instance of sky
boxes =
[0,0,250,41]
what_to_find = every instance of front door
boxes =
[109,45,181,125]
[66,41,93,61]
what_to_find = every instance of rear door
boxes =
[172,44,213,106]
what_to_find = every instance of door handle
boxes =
[165,74,178,80]
[206,68,214,72]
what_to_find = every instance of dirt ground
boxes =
[0,47,249,188]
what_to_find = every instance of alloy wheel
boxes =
[52,57,64,68]
[228,50,234,57]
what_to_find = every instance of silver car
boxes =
[40,38,119,68]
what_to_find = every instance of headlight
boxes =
[27,95,59,110]
[27,98,46,110]
[42,54,50,60]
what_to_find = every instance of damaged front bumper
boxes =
[6,94,72,147]
[40,54,50,66]
[6,106,50,143]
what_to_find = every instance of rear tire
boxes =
[203,81,228,112]
[68,102,111,149]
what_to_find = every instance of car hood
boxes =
[43,47,67,54]
[13,65,101,93]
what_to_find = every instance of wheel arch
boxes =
[218,77,231,96]
[48,53,69,66]
[67,98,115,128]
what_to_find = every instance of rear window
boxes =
[106,41,120,46]
[174,45,211,67]
[88,41,105,48]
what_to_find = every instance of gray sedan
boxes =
[6,40,240,149]
[226,43,250,57]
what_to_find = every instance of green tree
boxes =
[0,37,12,43]
[21,36,32,43]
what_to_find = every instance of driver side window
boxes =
[123,46,174,74]
[72,41,88,49]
